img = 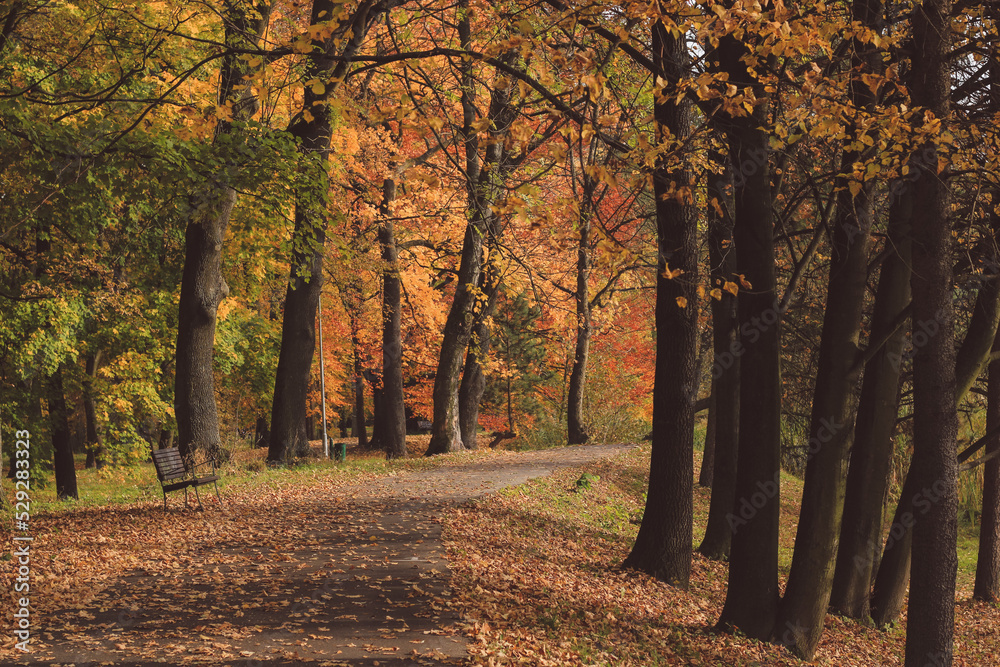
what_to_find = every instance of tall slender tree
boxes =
[623,13,697,587]
[902,0,957,662]
[715,25,781,641]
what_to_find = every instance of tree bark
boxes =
[698,149,739,561]
[426,8,515,455]
[974,331,1000,601]
[622,20,697,588]
[352,338,369,449]
[269,0,381,463]
[830,188,912,620]
[902,0,957,662]
[567,177,594,445]
[175,0,269,461]
[715,40,781,640]
[776,7,877,649]
[83,350,106,470]
[377,177,407,459]
[253,415,269,448]
[458,268,499,450]
[50,366,78,500]
[974,33,1000,606]
[699,388,717,488]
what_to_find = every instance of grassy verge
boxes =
[445,444,999,666]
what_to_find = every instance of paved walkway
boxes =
[18,443,635,666]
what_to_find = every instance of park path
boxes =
[18,443,636,667]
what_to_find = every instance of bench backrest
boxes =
[152,447,189,482]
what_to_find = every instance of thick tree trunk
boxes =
[175,0,269,462]
[175,191,232,461]
[974,334,1000,601]
[567,190,593,445]
[698,151,739,561]
[83,351,106,470]
[50,366,78,500]
[377,178,407,459]
[715,42,781,640]
[622,21,697,588]
[902,1,957,662]
[830,189,912,619]
[268,0,380,464]
[776,23,876,652]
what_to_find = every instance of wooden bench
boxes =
[151,447,222,510]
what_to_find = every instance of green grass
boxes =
[0,438,439,517]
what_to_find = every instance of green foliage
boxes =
[574,471,599,491]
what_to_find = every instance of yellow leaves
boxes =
[580,74,606,101]
[305,79,325,96]
[723,281,739,297]
[676,296,688,308]
[710,288,723,301]
[663,263,685,280]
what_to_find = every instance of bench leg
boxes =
[193,484,204,511]
[212,480,222,506]
[163,489,168,511]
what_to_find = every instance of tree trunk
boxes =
[353,358,369,449]
[426,8,515,455]
[698,150,739,561]
[974,332,1000,601]
[699,387,717,488]
[175,0,269,462]
[830,187,912,620]
[459,271,499,450]
[268,0,380,464]
[622,20,697,588]
[50,366,78,500]
[368,370,385,451]
[567,184,593,445]
[715,41,781,640]
[902,1,957,662]
[83,351,106,470]
[377,177,407,459]
[253,415,269,448]
[974,37,1000,605]
[776,11,877,649]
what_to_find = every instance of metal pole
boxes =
[318,293,329,459]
